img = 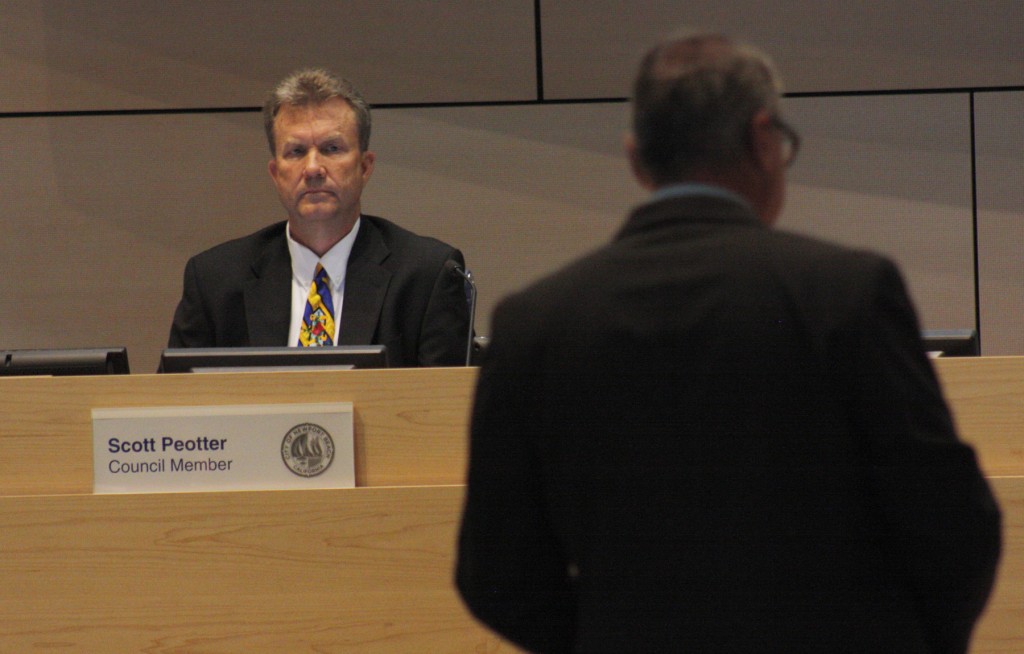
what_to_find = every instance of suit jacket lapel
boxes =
[339,219,392,346]
[243,232,293,346]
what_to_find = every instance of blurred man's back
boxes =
[456,32,1001,654]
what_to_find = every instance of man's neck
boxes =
[649,182,752,211]
[673,168,771,225]
[289,214,359,257]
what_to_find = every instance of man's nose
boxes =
[303,151,324,178]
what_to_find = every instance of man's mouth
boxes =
[302,189,333,198]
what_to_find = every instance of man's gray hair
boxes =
[631,32,782,184]
[263,68,372,154]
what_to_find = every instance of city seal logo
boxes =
[281,423,335,477]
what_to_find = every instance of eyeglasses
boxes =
[770,116,801,168]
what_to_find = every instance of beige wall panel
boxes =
[0,0,536,112]
[0,104,647,374]
[976,92,1024,355]
[778,94,976,335]
[0,95,996,372]
[0,111,279,373]
[542,1,1024,98]
[372,96,978,340]
[380,100,978,336]
[366,104,647,336]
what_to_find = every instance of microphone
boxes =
[445,260,477,366]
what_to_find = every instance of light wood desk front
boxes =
[1,360,1023,652]
[0,367,478,496]
[934,357,1024,653]
[0,367,511,652]
[936,356,1024,476]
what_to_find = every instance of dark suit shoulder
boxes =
[628,195,894,276]
[499,213,903,347]
[187,221,287,267]
[361,214,459,260]
[764,227,892,271]
[760,227,903,310]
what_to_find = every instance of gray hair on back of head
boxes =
[631,31,783,184]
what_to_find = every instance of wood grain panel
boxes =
[971,476,1024,653]
[0,485,513,653]
[2,358,1023,496]
[0,367,477,495]
[0,463,1018,651]
[935,357,1024,476]
[1,359,1022,651]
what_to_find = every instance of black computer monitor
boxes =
[0,347,130,376]
[921,329,979,357]
[158,345,389,373]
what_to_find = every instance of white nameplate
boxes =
[92,403,354,494]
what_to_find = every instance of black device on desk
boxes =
[158,345,389,373]
[0,347,130,376]
[922,329,979,357]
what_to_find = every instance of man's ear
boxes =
[625,133,656,191]
[748,109,777,172]
[360,150,376,183]
[268,158,278,181]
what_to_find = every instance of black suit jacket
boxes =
[168,215,469,367]
[456,195,1001,653]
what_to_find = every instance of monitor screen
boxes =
[158,345,389,373]
[921,329,979,357]
[0,347,130,376]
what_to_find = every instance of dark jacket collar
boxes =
[242,222,292,345]
[616,194,764,242]
[338,216,393,345]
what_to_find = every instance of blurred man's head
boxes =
[628,32,799,225]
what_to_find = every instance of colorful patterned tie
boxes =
[299,264,336,347]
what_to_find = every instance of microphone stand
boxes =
[447,261,477,366]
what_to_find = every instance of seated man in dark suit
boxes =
[456,31,1001,653]
[168,69,469,366]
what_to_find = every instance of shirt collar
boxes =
[649,182,753,212]
[286,217,361,290]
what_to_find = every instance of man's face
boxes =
[268,98,374,237]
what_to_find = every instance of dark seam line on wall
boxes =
[0,99,626,119]
[0,107,257,119]
[4,85,1023,119]
[786,85,1024,98]
[375,98,628,109]
[377,85,1023,106]
[969,92,982,351]
[534,0,545,101]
